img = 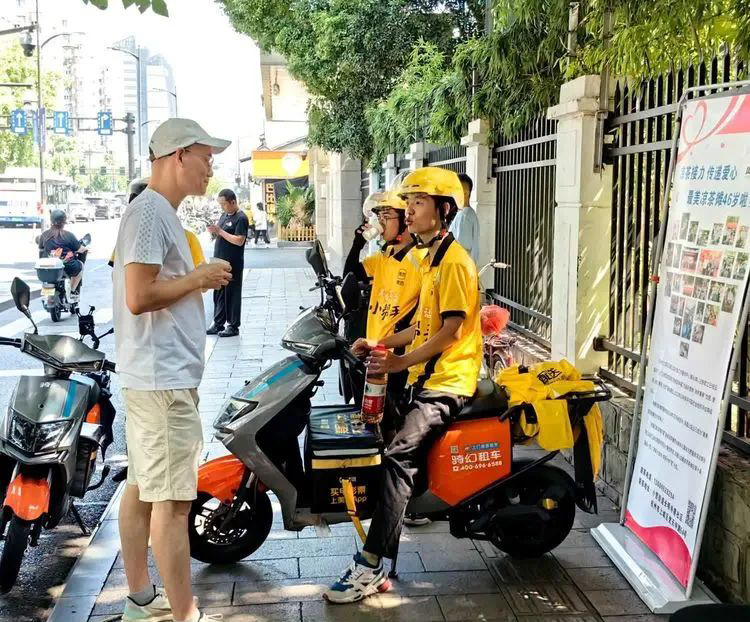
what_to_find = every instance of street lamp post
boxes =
[109,46,143,166]
[34,0,44,223]
[149,86,178,116]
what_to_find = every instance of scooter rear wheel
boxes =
[489,464,576,558]
[188,490,273,564]
[0,516,31,593]
[50,307,62,323]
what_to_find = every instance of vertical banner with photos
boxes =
[624,92,750,588]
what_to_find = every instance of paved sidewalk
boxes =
[55,267,670,622]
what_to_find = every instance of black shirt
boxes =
[39,229,81,259]
[214,210,249,266]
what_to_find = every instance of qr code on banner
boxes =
[686,501,697,529]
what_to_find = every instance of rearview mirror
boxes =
[11,278,30,314]
[81,233,91,246]
[341,272,361,312]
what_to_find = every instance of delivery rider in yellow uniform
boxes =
[325,167,482,603]
[343,190,424,437]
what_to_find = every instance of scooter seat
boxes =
[455,379,509,420]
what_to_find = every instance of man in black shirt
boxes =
[207,189,248,337]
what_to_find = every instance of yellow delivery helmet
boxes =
[362,191,406,219]
[397,166,463,211]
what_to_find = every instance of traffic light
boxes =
[79,166,86,175]
[21,32,35,58]
[100,166,107,175]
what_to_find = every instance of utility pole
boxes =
[35,0,45,224]
[125,112,135,181]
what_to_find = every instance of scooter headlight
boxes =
[9,415,70,453]
[214,398,257,430]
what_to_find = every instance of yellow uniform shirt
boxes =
[362,243,424,342]
[407,234,482,397]
[109,229,205,267]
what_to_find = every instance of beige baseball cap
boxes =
[149,118,231,158]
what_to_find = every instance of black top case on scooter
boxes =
[304,406,384,514]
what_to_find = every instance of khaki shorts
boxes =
[124,388,203,503]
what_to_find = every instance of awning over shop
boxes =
[251,150,309,179]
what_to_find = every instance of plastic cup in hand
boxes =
[362,218,383,242]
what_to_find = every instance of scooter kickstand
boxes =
[70,504,90,536]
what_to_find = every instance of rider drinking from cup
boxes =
[343,190,424,439]
[325,167,482,604]
[39,209,89,301]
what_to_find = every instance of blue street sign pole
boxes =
[38,107,46,152]
[10,109,27,135]
[98,111,113,136]
[53,111,69,135]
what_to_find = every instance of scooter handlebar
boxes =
[0,337,22,349]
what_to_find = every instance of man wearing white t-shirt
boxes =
[113,119,232,622]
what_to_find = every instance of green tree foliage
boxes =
[577,0,750,77]
[220,0,482,158]
[80,0,168,16]
[48,136,80,179]
[276,181,314,227]
[0,42,59,172]
[222,0,750,161]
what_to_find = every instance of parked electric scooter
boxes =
[189,241,611,574]
[35,233,91,322]
[0,278,116,593]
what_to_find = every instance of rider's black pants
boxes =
[363,388,466,560]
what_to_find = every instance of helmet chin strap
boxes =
[412,229,445,249]
[381,226,408,250]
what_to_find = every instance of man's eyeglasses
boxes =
[375,211,400,222]
[155,147,213,168]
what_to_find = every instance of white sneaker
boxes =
[122,589,172,621]
[323,552,391,604]
[183,610,224,622]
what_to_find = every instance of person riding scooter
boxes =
[38,209,89,302]
[325,166,482,604]
[343,190,423,437]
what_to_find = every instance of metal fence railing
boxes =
[596,51,750,453]
[426,145,467,174]
[397,156,410,175]
[491,117,557,347]
[360,167,370,205]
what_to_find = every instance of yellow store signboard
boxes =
[251,151,309,179]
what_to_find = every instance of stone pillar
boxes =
[382,153,398,190]
[547,75,612,373]
[309,147,329,250]
[368,169,379,195]
[326,151,363,268]
[408,141,426,171]
[461,118,497,286]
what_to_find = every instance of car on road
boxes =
[67,198,96,222]
[85,196,112,220]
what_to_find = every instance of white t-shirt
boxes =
[113,189,206,390]
[254,209,267,230]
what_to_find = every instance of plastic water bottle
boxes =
[362,344,387,424]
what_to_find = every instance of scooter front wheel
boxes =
[188,490,273,564]
[489,464,576,558]
[0,516,31,593]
